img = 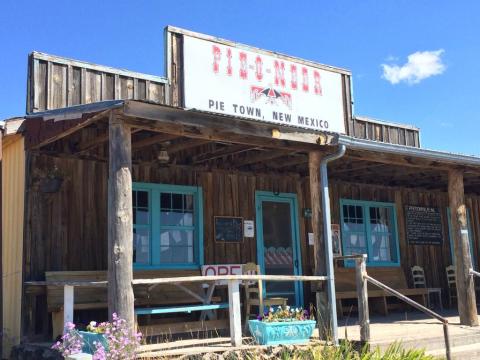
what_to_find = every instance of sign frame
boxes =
[165,26,352,134]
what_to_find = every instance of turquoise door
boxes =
[255,191,303,307]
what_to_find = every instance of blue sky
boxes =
[1,0,479,155]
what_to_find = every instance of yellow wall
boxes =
[2,135,25,358]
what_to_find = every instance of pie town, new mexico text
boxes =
[183,35,347,134]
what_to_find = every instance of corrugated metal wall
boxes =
[2,136,25,358]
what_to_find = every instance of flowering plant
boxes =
[51,322,83,356]
[257,305,315,322]
[51,313,142,360]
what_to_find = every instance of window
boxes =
[340,199,400,266]
[133,183,203,269]
[447,208,476,269]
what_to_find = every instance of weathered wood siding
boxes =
[2,136,25,358]
[27,52,168,113]
[24,154,479,285]
[349,116,421,147]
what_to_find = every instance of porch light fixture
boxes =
[156,150,170,164]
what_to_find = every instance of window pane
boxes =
[344,233,367,255]
[161,193,171,210]
[371,234,392,262]
[343,205,364,232]
[136,209,149,225]
[133,228,150,264]
[172,194,183,210]
[370,206,391,233]
[137,191,148,208]
[160,230,194,263]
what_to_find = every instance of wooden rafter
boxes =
[192,144,256,164]
[233,150,291,168]
[76,129,141,154]
[132,133,179,150]
[166,139,210,154]
[268,155,308,169]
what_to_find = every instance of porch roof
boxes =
[6,99,480,194]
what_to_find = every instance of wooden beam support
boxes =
[309,151,329,339]
[166,138,210,154]
[122,101,326,152]
[132,133,179,150]
[234,150,291,168]
[108,110,135,331]
[448,169,478,326]
[192,144,255,164]
[269,155,308,169]
[76,129,142,155]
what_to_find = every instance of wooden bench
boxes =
[335,267,428,317]
[45,270,224,338]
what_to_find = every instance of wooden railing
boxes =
[26,274,327,348]
[470,268,480,278]
[348,255,451,360]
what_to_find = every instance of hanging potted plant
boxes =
[40,165,64,193]
[248,305,316,346]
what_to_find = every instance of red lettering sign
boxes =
[290,64,297,90]
[239,52,248,79]
[302,67,309,92]
[274,60,286,87]
[314,70,322,95]
[212,45,221,74]
[226,48,233,76]
[255,56,263,81]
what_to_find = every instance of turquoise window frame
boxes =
[340,199,400,267]
[447,208,475,269]
[132,182,204,270]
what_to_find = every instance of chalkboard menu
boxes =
[215,216,244,242]
[405,206,443,245]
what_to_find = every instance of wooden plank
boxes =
[132,133,179,150]
[192,144,255,164]
[448,169,478,326]
[167,139,209,154]
[139,319,228,338]
[108,110,135,329]
[228,280,242,347]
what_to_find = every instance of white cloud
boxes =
[381,49,446,85]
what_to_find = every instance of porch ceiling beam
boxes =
[132,133,179,150]
[29,109,110,150]
[345,150,480,174]
[329,163,385,176]
[268,155,308,169]
[233,150,291,167]
[192,144,256,164]
[76,128,142,155]
[121,101,330,152]
[166,138,210,154]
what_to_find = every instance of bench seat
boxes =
[335,267,428,317]
[135,303,229,315]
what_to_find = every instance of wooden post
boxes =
[228,279,242,347]
[309,151,330,338]
[448,169,478,326]
[64,285,74,326]
[355,255,370,344]
[108,110,135,330]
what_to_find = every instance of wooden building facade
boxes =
[2,26,480,358]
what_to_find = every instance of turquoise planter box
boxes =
[248,320,316,346]
[78,331,108,355]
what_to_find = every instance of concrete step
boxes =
[372,333,480,352]
[427,343,480,360]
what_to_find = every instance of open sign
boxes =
[201,264,243,277]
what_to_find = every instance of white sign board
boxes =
[183,35,346,134]
[244,220,254,237]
